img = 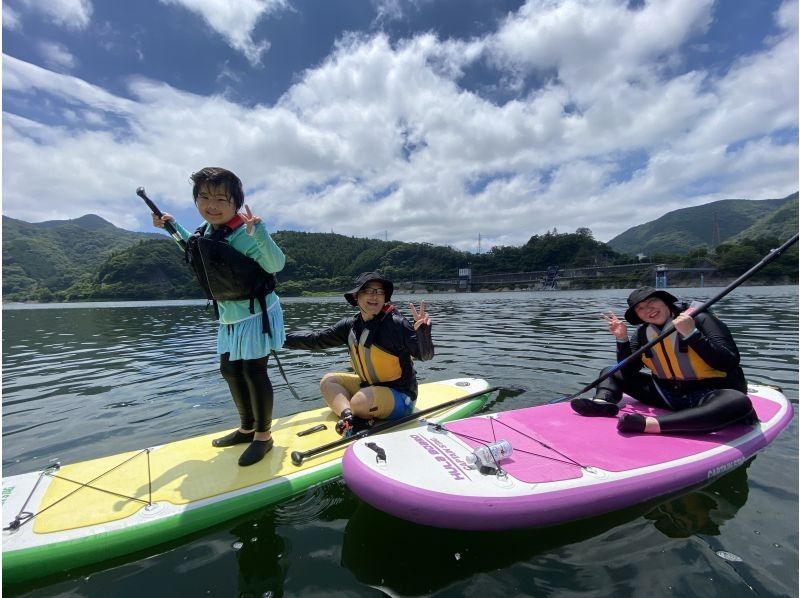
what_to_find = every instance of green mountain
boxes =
[2,215,162,301]
[730,194,799,243]
[607,192,798,256]
[3,193,796,303]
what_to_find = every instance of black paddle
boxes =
[290,386,500,465]
[136,186,187,249]
[549,232,799,404]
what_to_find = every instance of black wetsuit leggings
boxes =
[595,367,756,433]
[220,353,273,433]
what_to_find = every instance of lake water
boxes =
[3,286,798,597]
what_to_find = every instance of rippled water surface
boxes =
[3,287,798,596]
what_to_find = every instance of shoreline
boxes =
[5,280,797,305]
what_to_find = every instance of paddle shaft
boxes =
[136,187,187,249]
[554,233,799,403]
[290,386,500,465]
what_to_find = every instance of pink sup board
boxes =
[342,385,792,530]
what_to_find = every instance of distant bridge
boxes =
[398,263,717,292]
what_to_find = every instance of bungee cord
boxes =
[4,449,154,532]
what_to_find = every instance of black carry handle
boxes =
[290,385,501,466]
[550,232,799,404]
[136,187,187,249]
[297,424,327,437]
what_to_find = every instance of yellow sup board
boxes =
[2,377,492,583]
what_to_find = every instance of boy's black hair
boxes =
[190,167,244,211]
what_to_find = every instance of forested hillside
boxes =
[3,194,797,302]
[607,193,798,256]
[2,215,162,301]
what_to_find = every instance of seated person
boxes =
[571,287,756,434]
[284,272,433,436]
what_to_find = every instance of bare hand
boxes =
[602,311,628,340]
[152,213,175,229]
[242,204,262,235]
[673,312,696,337]
[409,301,431,330]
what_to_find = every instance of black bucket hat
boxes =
[624,286,679,325]
[344,272,394,306]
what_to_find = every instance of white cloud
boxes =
[38,40,77,71]
[19,0,93,30]
[776,0,799,30]
[3,5,22,30]
[2,0,798,250]
[158,0,290,66]
[3,55,136,113]
[371,0,404,24]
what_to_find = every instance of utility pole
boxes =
[478,233,481,255]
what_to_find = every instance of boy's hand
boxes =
[152,213,175,228]
[242,204,262,235]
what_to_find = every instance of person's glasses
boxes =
[360,288,385,296]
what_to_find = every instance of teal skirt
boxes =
[216,301,286,361]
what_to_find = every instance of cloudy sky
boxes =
[3,0,798,251]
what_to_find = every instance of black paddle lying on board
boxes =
[291,386,501,466]
[549,232,799,405]
[136,187,187,249]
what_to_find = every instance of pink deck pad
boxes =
[444,393,780,484]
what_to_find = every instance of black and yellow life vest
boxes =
[185,216,276,334]
[640,323,726,381]
[347,307,404,386]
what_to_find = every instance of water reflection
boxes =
[645,458,752,538]
[228,512,286,597]
[340,461,756,596]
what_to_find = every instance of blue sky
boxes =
[2,0,797,251]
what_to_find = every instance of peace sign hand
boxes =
[602,310,628,341]
[242,204,262,235]
[408,301,431,330]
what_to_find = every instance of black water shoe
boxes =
[570,397,620,417]
[238,439,274,466]
[212,429,255,447]
[336,414,375,438]
[617,413,647,433]
[335,409,354,436]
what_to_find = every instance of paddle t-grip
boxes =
[291,451,305,466]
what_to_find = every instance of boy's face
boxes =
[195,182,237,228]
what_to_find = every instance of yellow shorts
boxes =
[329,373,413,419]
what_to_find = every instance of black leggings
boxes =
[220,353,273,433]
[595,367,756,433]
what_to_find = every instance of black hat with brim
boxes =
[623,286,680,325]
[344,272,394,306]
